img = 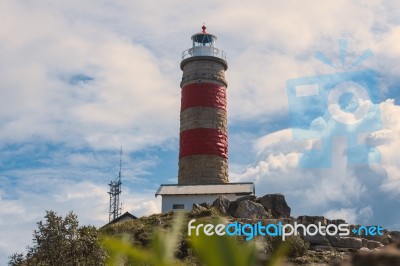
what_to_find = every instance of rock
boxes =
[212,196,231,214]
[234,200,267,219]
[331,219,346,225]
[351,244,400,266]
[304,234,330,246]
[355,226,391,245]
[263,218,293,225]
[256,194,291,218]
[362,238,368,248]
[199,202,210,209]
[227,195,256,216]
[331,237,363,250]
[227,205,236,217]
[192,203,207,212]
[297,215,330,226]
[367,240,383,249]
[362,238,383,249]
[311,245,332,251]
[237,195,257,202]
[391,231,400,243]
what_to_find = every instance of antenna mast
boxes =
[108,146,123,222]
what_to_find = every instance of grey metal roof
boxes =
[155,182,255,196]
[107,211,137,225]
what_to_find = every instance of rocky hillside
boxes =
[102,194,400,265]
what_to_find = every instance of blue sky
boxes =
[1,0,400,263]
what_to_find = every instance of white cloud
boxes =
[0,1,180,152]
[372,100,400,197]
[358,205,374,224]
[254,129,312,156]
[324,205,374,225]
[324,208,357,224]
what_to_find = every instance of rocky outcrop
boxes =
[292,217,390,251]
[225,194,290,218]
[192,203,207,212]
[332,237,363,250]
[212,195,231,214]
[303,234,330,246]
[297,215,330,226]
[256,193,291,218]
[227,195,256,217]
[363,239,383,249]
[198,202,210,209]
[234,200,266,219]
[391,231,400,243]
[349,243,400,266]
[351,225,392,245]
[263,218,294,225]
[197,193,399,262]
[311,245,333,251]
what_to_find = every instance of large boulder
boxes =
[303,234,330,246]
[227,195,257,217]
[366,239,384,250]
[212,196,231,214]
[330,237,363,249]
[311,245,332,251]
[297,216,330,226]
[192,203,207,212]
[351,243,400,265]
[391,231,400,243]
[234,200,267,219]
[352,225,391,245]
[236,195,257,202]
[330,219,346,225]
[256,194,291,218]
[198,202,210,209]
[263,218,293,225]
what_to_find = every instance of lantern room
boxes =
[182,25,226,60]
[192,25,217,47]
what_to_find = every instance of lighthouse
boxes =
[178,25,229,185]
[156,26,254,212]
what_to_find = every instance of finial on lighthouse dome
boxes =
[201,24,207,33]
[181,25,226,61]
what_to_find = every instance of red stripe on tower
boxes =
[181,83,226,111]
[179,128,228,158]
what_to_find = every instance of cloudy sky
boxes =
[1,0,400,263]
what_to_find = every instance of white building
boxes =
[156,183,255,212]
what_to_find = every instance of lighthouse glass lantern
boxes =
[182,25,226,59]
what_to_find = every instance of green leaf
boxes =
[189,221,256,266]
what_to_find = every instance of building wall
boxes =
[161,194,245,212]
[117,216,135,223]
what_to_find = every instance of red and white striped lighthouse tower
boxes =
[155,26,254,212]
[178,25,229,185]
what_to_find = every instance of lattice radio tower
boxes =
[108,147,123,222]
